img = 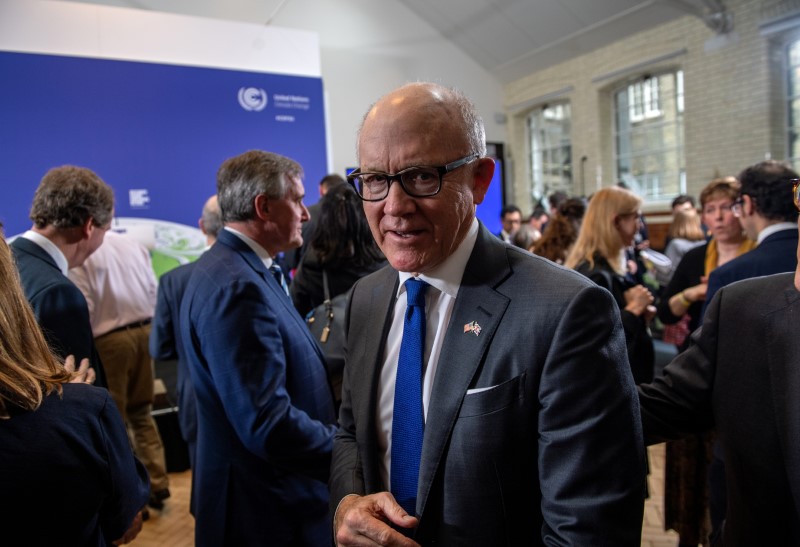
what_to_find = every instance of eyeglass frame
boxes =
[731,196,745,217]
[793,178,800,212]
[346,153,481,202]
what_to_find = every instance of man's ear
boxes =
[742,194,756,216]
[254,194,270,220]
[80,217,94,240]
[471,157,495,205]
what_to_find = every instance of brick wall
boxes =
[504,0,798,215]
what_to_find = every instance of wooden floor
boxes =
[129,470,194,547]
[130,444,678,546]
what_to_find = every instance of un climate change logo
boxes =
[238,87,268,111]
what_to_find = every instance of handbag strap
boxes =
[322,268,331,302]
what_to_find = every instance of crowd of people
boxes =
[1,81,799,546]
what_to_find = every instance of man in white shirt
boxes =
[70,230,170,511]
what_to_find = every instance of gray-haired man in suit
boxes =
[330,82,646,546]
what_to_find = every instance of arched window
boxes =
[614,71,685,202]
[787,40,800,168]
[527,102,572,208]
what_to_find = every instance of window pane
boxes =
[790,40,800,171]
[614,70,685,201]
[528,102,572,209]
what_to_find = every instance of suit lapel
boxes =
[416,226,511,519]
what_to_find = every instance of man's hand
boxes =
[64,355,96,385]
[334,493,420,546]
[113,510,143,545]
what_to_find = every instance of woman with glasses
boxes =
[565,185,656,385]
[655,176,755,547]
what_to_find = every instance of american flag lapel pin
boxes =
[463,320,482,336]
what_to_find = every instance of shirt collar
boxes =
[223,226,274,269]
[757,222,797,245]
[397,217,479,299]
[21,230,69,276]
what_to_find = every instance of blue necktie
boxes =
[269,263,290,296]
[391,278,429,516]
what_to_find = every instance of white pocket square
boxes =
[466,385,498,395]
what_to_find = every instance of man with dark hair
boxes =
[700,160,799,534]
[331,83,644,545]
[496,203,521,242]
[528,205,549,232]
[11,165,113,387]
[638,188,800,546]
[548,190,568,217]
[180,151,337,545]
[671,194,696,213]
[705,160,799,306]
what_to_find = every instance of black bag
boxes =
[305,270,347,406]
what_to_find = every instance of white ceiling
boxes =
[57,0,727,83]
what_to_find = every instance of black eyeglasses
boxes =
[793,179,800,212]
[731,196,745,217]
[347,153,480,202]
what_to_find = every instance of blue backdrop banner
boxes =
[0,51,328,236]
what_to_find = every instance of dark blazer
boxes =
[639,272,800,546]
[331,225,646,545]
[290,246,387,318]
[10,237,107,387]
[150,261,198,466]
[704,227,798,313]
[0,384,149,546]
[179,229,337,546]
[575,255,655,384]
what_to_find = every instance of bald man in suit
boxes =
[330,83,645,546]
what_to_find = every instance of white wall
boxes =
[0,0,320,75]
[9,0,506,183]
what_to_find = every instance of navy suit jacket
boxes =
[704,227,798,315]
[10,237,107,387]
[331,224,646,545]
[179,229,337,546]
[639,273,800,545]
[150,261,198,459]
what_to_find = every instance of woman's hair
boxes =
[564,186,641,273]
[699,176,740,208]
[668,208,705,241]
[532,197,586,263]
[0,235,70,419]
[311,184,384,267]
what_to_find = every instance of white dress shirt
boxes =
[68,231,157,337]
[224,226,277,270]
[756,222,797,245]
[377,218,479,488]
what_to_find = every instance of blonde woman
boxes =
[565,186,655,384]
[0,233,149,545]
